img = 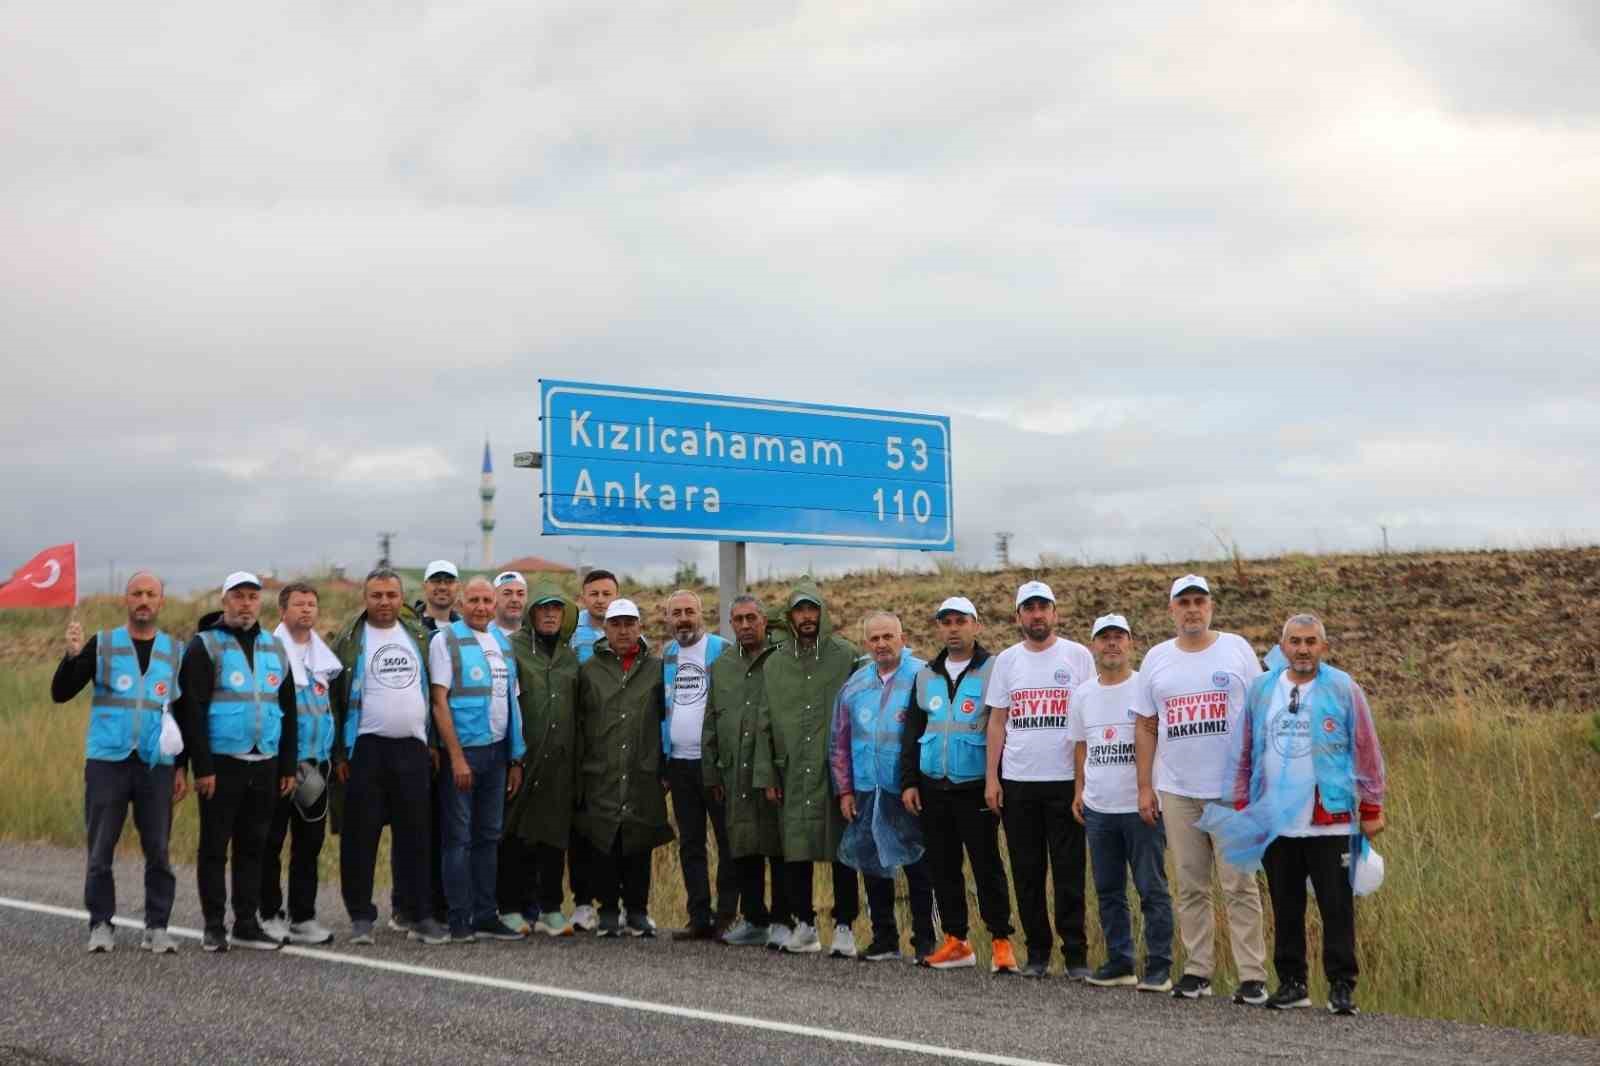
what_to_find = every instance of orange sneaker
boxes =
[923,933,977,969]
[990,937,1019,974]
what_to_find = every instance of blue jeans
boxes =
[438,744,507,929]
[1084,806,1173,971]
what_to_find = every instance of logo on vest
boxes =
[154,681,169,698]
[858,706,874,725]
[229,670,247,688]
[1212,671,1231,689]
[115,674,134,691]
[470,666,485,682]
[928,696,944,711]
[1322,717,1337,734]
[960,698,975,714]
[314,683,327,696]
[267,673,280,687]
[1053,668,1073,685]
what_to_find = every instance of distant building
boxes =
[480,439,496,568]
[493,555,574,574]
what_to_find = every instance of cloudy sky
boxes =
[3,2,1597,596]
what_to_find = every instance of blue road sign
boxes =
[540,380,954,551]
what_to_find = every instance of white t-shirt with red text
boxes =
[1066,673,1141,814]
[985,638,1095,782]
[1133,632,1262,798]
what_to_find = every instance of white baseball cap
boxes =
[1091,613,1131,638]
[604,598,641,620]
[935,596,978,619]
[1015,580,1055,607]
[493,570,527,588]
[222,571,262,593]
[425,560,459,580]
[1169,574,1211,600]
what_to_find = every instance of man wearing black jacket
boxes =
[178,571,297,952]
[900,597,1017,971]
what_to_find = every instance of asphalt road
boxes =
[1,843,1594,1066]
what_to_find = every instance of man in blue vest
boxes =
[52,571,187,954]
[660,589,733,940]
[900,596,1017,971]
[260,581,341,945]
[566,567,619,932]
[178,571,298,953]
[831,611,935,962]
[429,576,527,942]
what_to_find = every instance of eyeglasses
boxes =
[1288,685,1301,715]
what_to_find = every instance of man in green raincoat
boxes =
[497,578,581,937]
[754,578,864,957]
[702,594,791,948]
[574,598,672,938]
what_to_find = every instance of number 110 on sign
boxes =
[875,436,933,523]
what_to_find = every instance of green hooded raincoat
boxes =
[702,638,783,859]
[507,579,581,850]
[574,636,674,856]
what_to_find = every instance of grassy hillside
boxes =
[2,546,1598,1036]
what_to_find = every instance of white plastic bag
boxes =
[1352,838,1385,896]
[158,709,185,758]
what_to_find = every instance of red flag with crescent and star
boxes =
[0,543,77,609]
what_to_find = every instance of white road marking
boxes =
[1,895,1065,1066]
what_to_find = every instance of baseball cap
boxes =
[1015,580,1055,607]
[1169,574,1211,599]
[1091,613,1131,638]
[531,591,564,606]
[934,596,978,619]
[604,598,641,620]
[424,560,459,580]
[493,570,527,588]
[222,571,261,593]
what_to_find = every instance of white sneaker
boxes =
[782,921,821,954]
[87,923,115,953]
[766,922,792,951]
[289,919,333,945]
[570,905,598,933]
[260,916,292,943]
[140,928,178,954]
[829,923,858,959]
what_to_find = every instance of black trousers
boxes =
[861,859,936,950]
[736,854,790,926]
[568,836,596,908]
[590,832,652,916]
[784,860,859,927]
[390,763,448,923]
[498,834,566,917]
[260,783,328,924]
[83,757,175,929]
[196,756,277,933]
[999,777,1087,968]
[921,783,1014,940]
[667,758,737,927]
[1263,834,1359,985]
[341,736,432,925]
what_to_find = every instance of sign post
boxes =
[717,541,747,641]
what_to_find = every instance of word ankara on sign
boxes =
[540,380,954,551]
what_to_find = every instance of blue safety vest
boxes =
[838,649,923,794]
[570,617,602,664]
[288,655,335,763]
[199,629,288,757]
[661,633,726,757]
[914,656,995,784]
[440,621,527,758]
[88,627,179,766]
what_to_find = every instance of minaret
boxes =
[480,439,496,569]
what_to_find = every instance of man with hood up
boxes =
[573,598,672,937]
[754,578,865,957]
[498,578,582,937]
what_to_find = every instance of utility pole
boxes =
[994,532,1014,569]
[377,532,397,569]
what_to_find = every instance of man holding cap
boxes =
[573,597,671,937]
[416,561,461,634]
[901,596,1016,971]
[984,580,1094,979]
[1133,574,1268,1003]
[1069,614,1173,992]
[178,571,298,952]
[491,571,527,638]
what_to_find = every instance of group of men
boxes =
[54,563,1387,1016]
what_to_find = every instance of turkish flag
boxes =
[0,543,77,609]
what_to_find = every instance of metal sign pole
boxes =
[718,541,747,640]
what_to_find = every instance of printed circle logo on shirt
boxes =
[1103,726,1117,740]
[1211,671,1231,689]
[371,644,419,689]
[1053,668,1073,686]
[229,670,247,689]
[673,662,709,706]
[1270,709,1313,758]
[115,674,133,692]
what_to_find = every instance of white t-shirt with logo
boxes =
[1133,632,1262,799]
[1260,674,1346,838]
[359,624,428,742]
[1065,673,1141,814]
[428,627,516,743]
[985,638,1095,782]
[668,635,711,759]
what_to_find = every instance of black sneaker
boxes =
[671,922,719,942]
[624,912,655,938]
[1019,961,1050,979]
[448,922,478,944]
[231,924,284,951]
[1086,961,1137,987]
[596,911,623,938]
[1137,967,1172,993]
[1172,973,1213,999]
[1233,979,1269,1006]
[201,927,229,953]
[1327,980,1359,1016]
[862,937,902,962]
[1267,980,1312,1010]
